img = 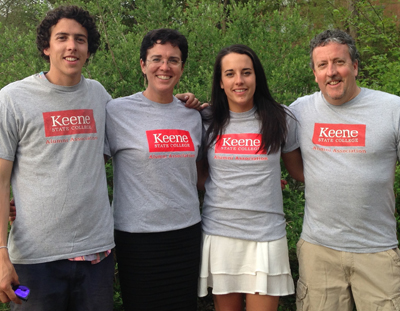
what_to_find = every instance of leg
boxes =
[246,293,279,311]
[69,252,114,311]
[114,230,138,310]
[213,293,244,311]
[115,224,201,311]
[351,248,400,310]
[296,239,354,311]
[11,261,70,311]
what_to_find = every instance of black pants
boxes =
[115,222,201,311]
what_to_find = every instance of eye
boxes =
[225,73,233,77]
[243,71,252,76]
[168,58,180,65]
[151,58,161,63]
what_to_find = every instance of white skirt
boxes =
[198,233,294,297]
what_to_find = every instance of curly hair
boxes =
[36,6,100,62]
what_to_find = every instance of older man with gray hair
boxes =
[290,29,400,310]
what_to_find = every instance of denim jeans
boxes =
[11,252,114,311]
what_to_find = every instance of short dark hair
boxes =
[206,44,291,154]
[309,29,360,69]
[140,28,188,64]
[36,5,100,62]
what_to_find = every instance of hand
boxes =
[281,179,288,190]
[0,252,21,304]
[175,93,209,111]
[9,198,16,225]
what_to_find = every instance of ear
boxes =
[177,63,184,80]
[86,51,90,61]
[220,80,224,89]
[313,69,318,83]
[140,59,146,75]
[353,60,359,77]
[44,47,50,57]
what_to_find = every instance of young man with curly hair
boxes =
[0,6,115,310]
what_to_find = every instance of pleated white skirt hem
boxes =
[198,233,294,297]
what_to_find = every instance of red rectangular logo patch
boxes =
[43,109,97,137]
[146,129,195,152]
[215,133,266,154]
[312,123,366,147]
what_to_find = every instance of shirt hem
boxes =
[9,242,115,265]
[301,235,398,253]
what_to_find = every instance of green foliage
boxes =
[304,0,400,97]
[0,26,44,88]
[112,261,124,311]
[105,160,114,202]
[282,178,305,263]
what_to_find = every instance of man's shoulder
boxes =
[361,87,400,101]
[84,77,106,89]
[289,91,320,110]
[81,78,112,106]
[1,74,37,94]
[83,77,109,93]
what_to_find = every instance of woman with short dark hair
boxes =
[105,28,202,311]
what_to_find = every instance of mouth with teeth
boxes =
[233,89,247,93]
[65,57,78,61]
[327,80,340,86]
[157,75,171,80]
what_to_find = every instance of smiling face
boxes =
[44,18,90,86]
[312,42,360,106]
[140,42,184,104]
[220,53,256,113]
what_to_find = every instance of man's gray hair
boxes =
[309,29,360,70]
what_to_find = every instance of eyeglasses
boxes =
[146,57,183,67]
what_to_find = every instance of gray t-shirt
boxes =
[201,107,299,242]
[105,92,202,233]
[290,88,400,253]
[0,74,115,264]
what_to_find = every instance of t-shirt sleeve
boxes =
[196,122,206,162]
[104,102,116,158]
[104,130,111,157]
[0,91,18,161]
[397,113,400,162]
[282,107,299,153]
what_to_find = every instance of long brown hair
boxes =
[204,44,294,154]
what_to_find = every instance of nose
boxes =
[67,38,77,51]
[234,74,244,85]
[327,62,337,77]
[159,60,170,70]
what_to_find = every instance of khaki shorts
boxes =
[296,239,400,311]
